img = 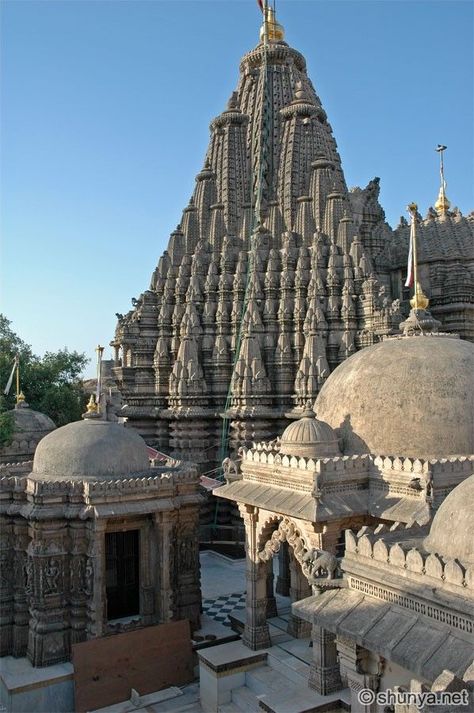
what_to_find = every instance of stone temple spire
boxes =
[112,10,409,466]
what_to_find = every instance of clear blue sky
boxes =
[1,0,473,377]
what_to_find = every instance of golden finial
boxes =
[260,3,284,43]
[85,394,99,414]
[16,390,25,404]
[406,203,429,310]
[434,145,450,216]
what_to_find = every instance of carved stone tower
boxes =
[111,10,471,468]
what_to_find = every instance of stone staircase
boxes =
[218,645,350,713]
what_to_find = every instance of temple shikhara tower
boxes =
[111,8,473,469]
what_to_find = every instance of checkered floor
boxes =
[202,592,246,627]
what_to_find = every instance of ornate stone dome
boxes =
[315,335,474,458]
[0,400,56,464]
[280,406,340,458]
[424,474,474,564]
[32,417,150,480]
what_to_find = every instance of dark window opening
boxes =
[105,529,140,620]
[335,530,346,559]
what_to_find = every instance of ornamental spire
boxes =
[434,144,450,216]
[259,2,284,44]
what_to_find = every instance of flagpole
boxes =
[435,144,450,216]
[95,344,104,412]
[407,202,429,311]
[16,355,20,403]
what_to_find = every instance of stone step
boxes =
[245,666,295,697]
[231,684,264,712]
[218,703,244,713]
[266,651,309,687]
[147,688,202,712]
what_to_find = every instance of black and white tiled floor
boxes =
[202,592,246,627]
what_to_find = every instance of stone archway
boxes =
[257,518,312,638]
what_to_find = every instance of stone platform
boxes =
[0,656,74,713]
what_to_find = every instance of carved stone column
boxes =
[337,637,379,713]
[308,625,342,695]
[276,540,290,596]
[154,510,176,623]
[139,519,155,626]
[26,520,70,666]
[86,519,107,639]
[265,558,278,618]
[241,506,271,650]
[287,553,312,638]
[174,509,201,631]
[12,517,29,657]
[69,521,89,647]
[0,517,14,656]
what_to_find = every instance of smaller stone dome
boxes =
[424,474,474,564]
[33,417,150,480]
[0,400,56,464]
[280,406,341,459]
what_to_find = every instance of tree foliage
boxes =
[0,315,89,432]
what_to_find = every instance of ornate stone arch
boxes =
[257,517,313,583]
[256,513,282,551]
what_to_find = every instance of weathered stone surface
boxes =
[315,334,474,458]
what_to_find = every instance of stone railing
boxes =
[345,525,473,591]
[242,445,370,474]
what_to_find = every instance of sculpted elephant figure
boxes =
[222,457,239,481]
[303,548,339,581]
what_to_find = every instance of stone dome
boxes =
[33,417,150,480]
[315,335,474,459]
[11,401,57,434]
[424,474,474,564]
[0,401,56,464]
[280,407,341,458]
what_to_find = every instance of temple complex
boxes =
[111,8,474,472]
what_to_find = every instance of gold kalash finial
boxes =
[260,2,285,43]
[406,203,429,310]
[85,393,99,415]
[434,144,450,216]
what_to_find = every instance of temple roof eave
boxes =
[293,590,473,685]
[214,479,368,522]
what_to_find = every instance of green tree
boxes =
[0,315,89,430]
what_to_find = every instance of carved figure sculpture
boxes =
[303,548,339,580]
[222,457,239,481]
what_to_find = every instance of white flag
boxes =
[3,354,19,395]
[404,218,415,288]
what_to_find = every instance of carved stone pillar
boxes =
[241,506,271,650]
[265,558,278,618]
[337,638,379,713]
[26,520,70,667]
[287,553,312,638]
[0,517,14,656]
[69,521,89,647]
[154,510,176,624]
[139,519,155,626]
[174,510,201,631]
[12,517,29,657]
[308,625,342,695]
[86,519,107,639]
[276,540,290,596]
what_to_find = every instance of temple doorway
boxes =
[105,529,140,620]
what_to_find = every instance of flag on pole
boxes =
[405,216,415,288]
[257,0,264,12]
[3,354,19,395]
